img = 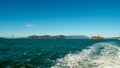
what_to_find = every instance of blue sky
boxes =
[0,0,120,37]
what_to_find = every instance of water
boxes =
[0,39,120,68]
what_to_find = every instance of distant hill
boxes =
[66,35,90,39]
[27,35,90,39]
[27,35,66,39]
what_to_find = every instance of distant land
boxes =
[27,35,90,39]
[65,35,89,39]
[0,35,120,40]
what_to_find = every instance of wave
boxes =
[51,42,120,68]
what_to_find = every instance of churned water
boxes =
[0,39,120,68]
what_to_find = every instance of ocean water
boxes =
[0,39,120,68]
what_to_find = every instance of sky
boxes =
[0,0,120,37]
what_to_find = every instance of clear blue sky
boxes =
[0,0,120,37]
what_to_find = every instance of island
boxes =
[27,35,90,39]
[91,35,104,39]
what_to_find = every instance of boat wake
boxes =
[51,42,120,68]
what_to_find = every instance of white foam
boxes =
[51,42,120,68]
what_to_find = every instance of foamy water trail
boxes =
[51,42,120,68]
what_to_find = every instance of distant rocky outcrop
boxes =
[91,35,104,39]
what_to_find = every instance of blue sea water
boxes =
[0,39,120,68]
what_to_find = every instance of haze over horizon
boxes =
[0,0,120,37]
